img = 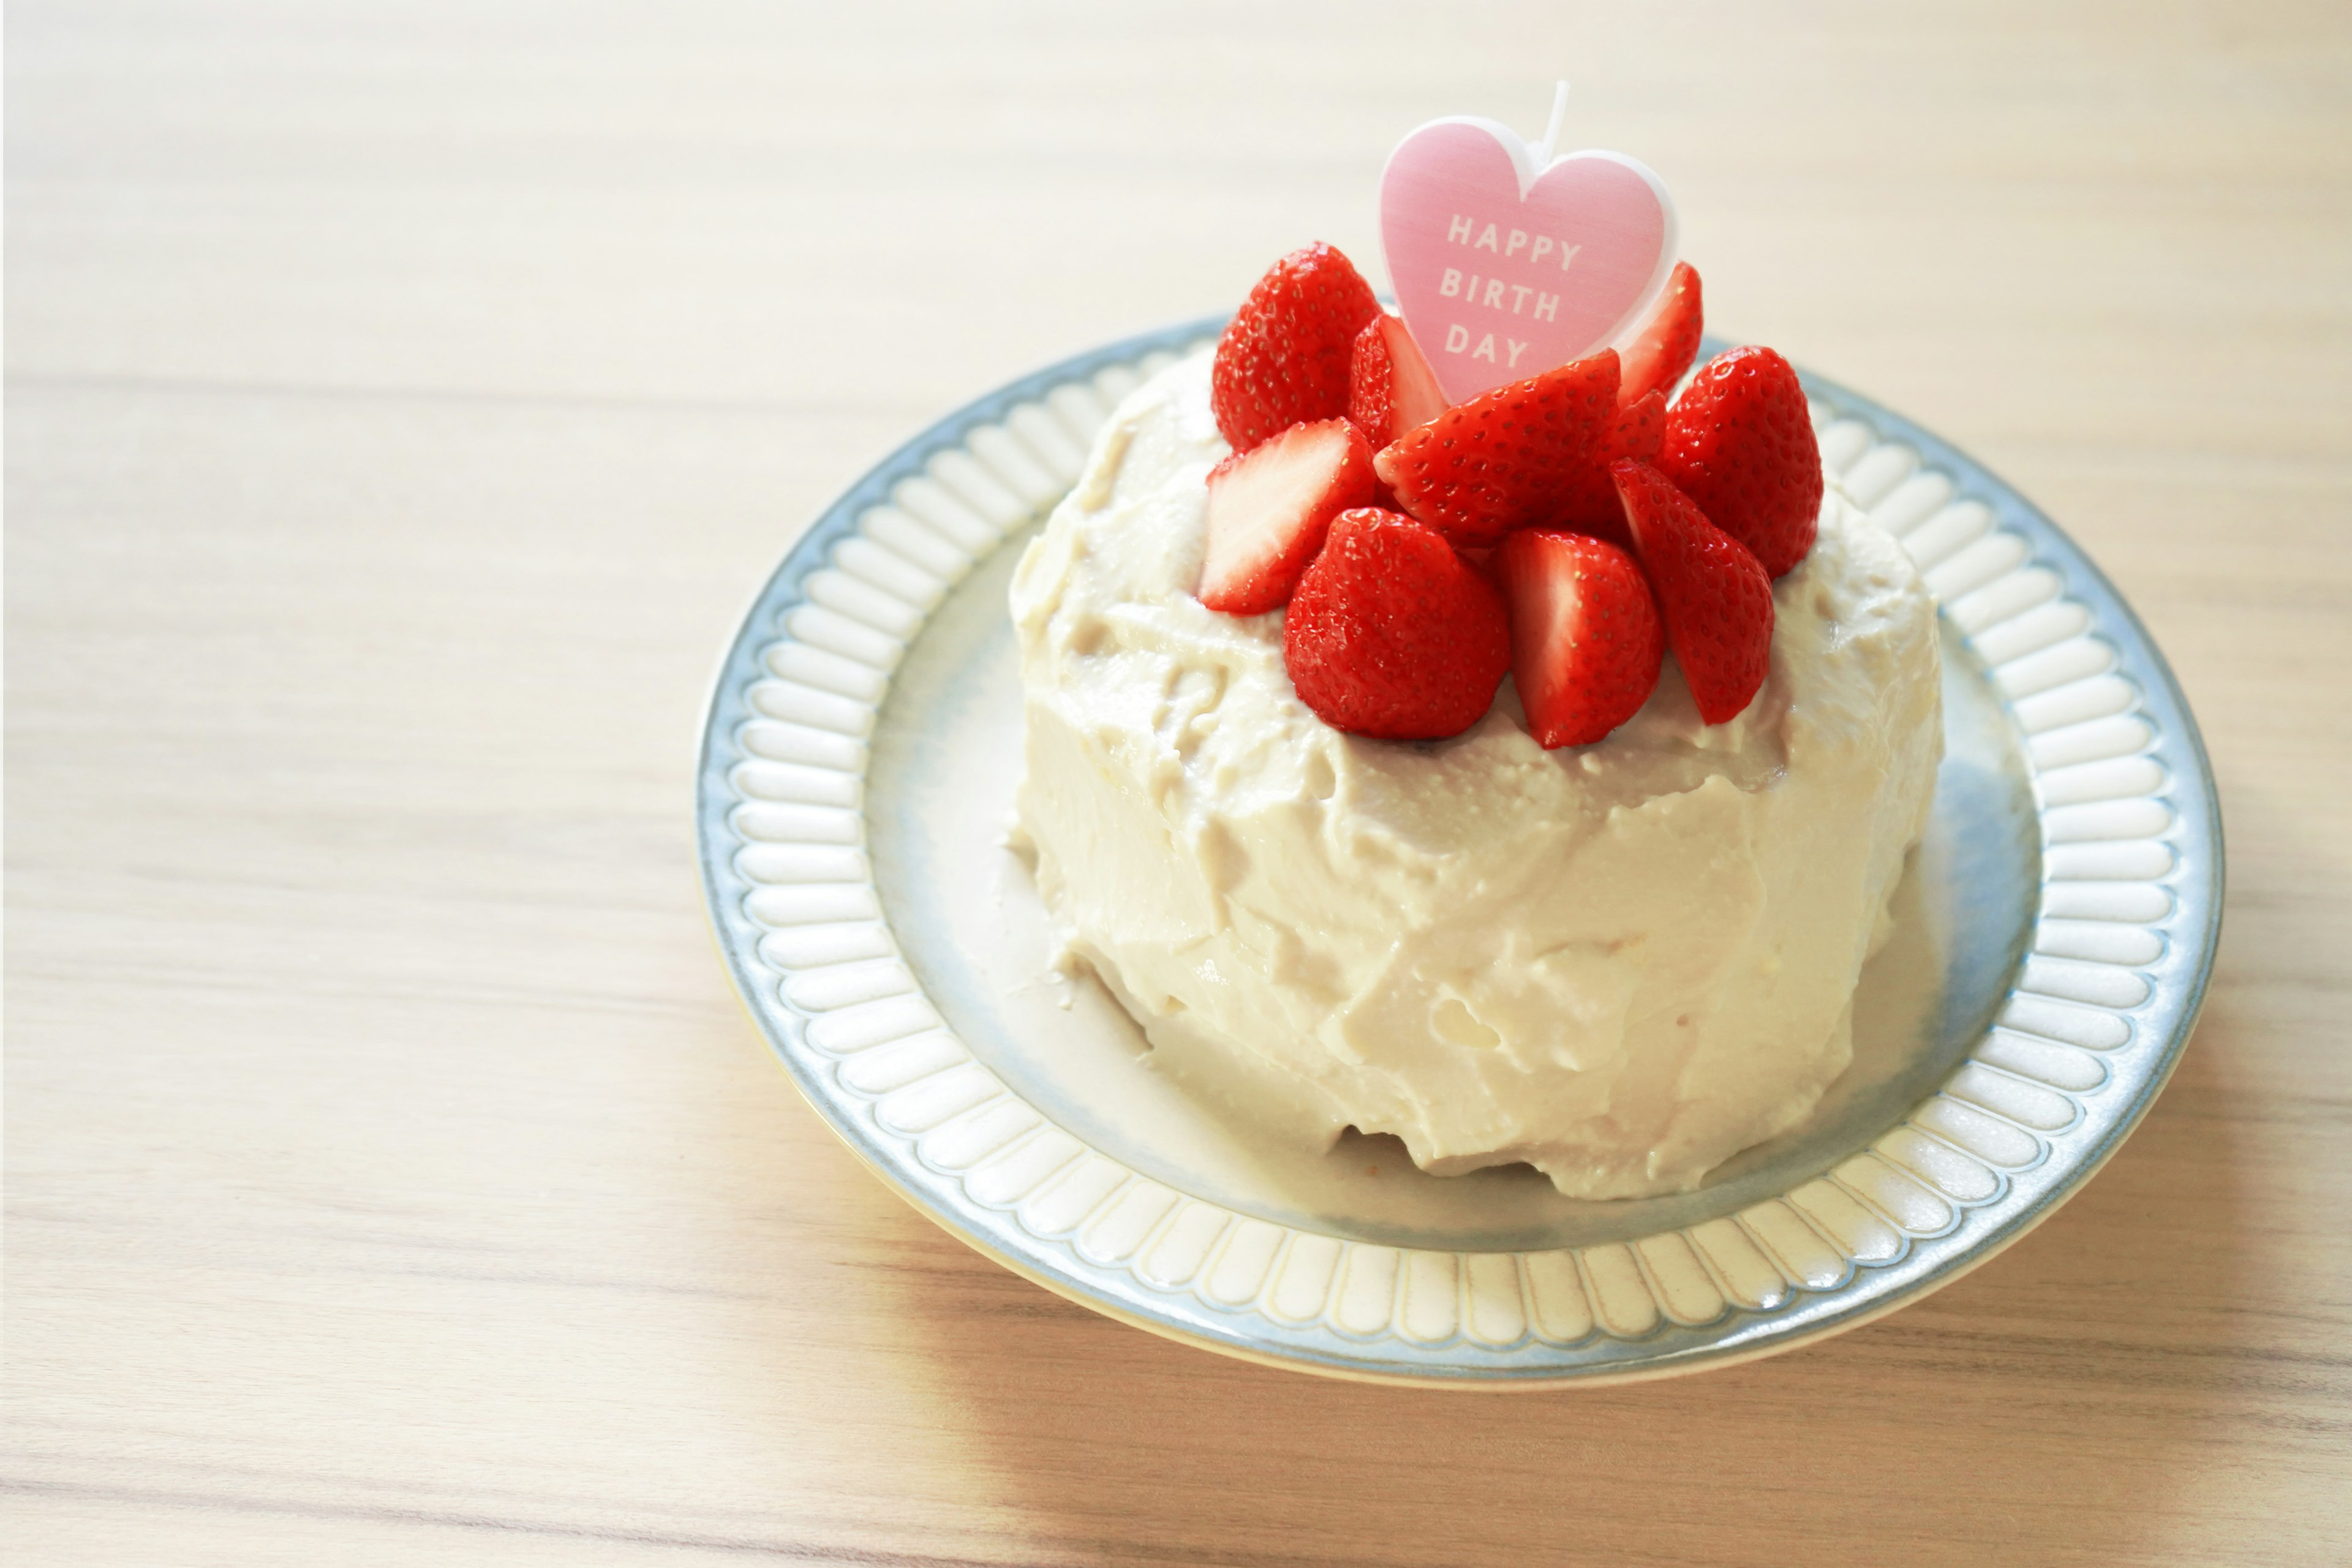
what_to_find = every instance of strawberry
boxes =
[1547,388,1665,550]
[1659,344,1822,578]
[1372,350,1621,546]
[1348,313,1450,448]
[1498,530,1664,747]
[1211,243,1384,456]
[1611,460,1774,725]
[1283,509,1511,741]
[1197,419,1374,616]
[1617,261,1703,407]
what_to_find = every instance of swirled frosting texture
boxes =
[1010,353,1942,1198]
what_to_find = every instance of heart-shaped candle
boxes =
[1379,102,1677,405]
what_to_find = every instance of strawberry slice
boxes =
[1283,509,1511,741]
[1611,460,1774,725]
[1548,389,1665,549]
[1197,419,1374,616]
[1211,243,1384,456]
[1348,313,1450,448]
[1499,530,1664,748]
[1617,262,1703,407]
[1373,350,1621,547]
[1659,345,1822,578]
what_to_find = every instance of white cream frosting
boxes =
[1008,352,1942,1199]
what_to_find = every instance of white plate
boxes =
[697,322,2221,1386]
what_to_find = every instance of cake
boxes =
[1008,245,1943,1201]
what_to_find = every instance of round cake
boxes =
[1010,350,1942,1199]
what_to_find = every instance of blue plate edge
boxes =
[689,319,2227,1388]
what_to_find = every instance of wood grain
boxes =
[7,2,2350,1564]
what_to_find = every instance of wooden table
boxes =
[9,4,2350,1562]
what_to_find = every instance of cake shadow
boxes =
[859,1049,2249,1566]
[685,758,2261,1563]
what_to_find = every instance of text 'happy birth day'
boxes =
[1429,213,1585,368]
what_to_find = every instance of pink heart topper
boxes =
[1379,113,1677,405]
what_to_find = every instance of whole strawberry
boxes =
[1283,509,1511,741]
[1611,460,1774,725]
[1659,345,1822,578]
[1372,351,1621,546]
[1212,243,1384,456]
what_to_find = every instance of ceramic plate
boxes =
[696,320,2220,1387]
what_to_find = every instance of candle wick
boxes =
[1536,80,1569,168]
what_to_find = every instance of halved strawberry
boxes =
[1548,389,1665,549]
[1198,419,1374,616]
[1372,350,1621,546]
[1348,313,1450,448]
[1659,345,1822,578]
[1617,262,1703,407]
[1283,509,1511,741]
[1499,530,1664,748]
[1611,460,1774,725]
[1211,243,1384,456]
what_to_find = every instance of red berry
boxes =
[1198,419,1374,616]
[1618,262,1703,407]
[1659,345,1822,578]
[1371,351,1621,546]
[1612,460,1774,725]
[1498,529,1664,748]
[1548,388,1665,550]
[1348,313,1450,448]
[1283,509,1511,741]
[1211,244,1384,456]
